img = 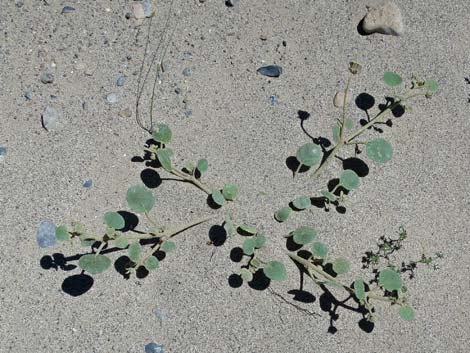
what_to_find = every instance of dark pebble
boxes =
[40,72,54,84]
[61,6,75,14]
[182,68,192,77]
[257,65,282,78]
[83,179,93,188]
[24,90,33,100]
[225,0,239,7]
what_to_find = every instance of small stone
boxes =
[41,106,59,131]
[333,91,351,108]
[125,12,132,19]
[257,65,282,78]
[142,0,154,17]
[362,2,404,36]
[0,146,6,162]
[184,109,192,117]
[183,52,193,60]
[106,93,119,104]
[119,108,132,118]
[83,179,93,188]
[116,75,126,87]
[153,308,168,322]
[145,342,164,353]
[133,3,145,19]
[174,87,181,95]
[182,68,192,77]
[260,34,267,41]
[40,71,54,84]
[269,95,279,106]
[61,6,75,14]
[24,90,33,100]
[225,0,239,7]
[15,0,24,8]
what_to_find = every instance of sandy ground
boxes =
[1,0,470,352]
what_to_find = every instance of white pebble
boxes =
[362,2,404,36]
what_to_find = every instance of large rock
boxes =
[362,2,404,36]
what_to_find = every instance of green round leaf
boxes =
[242,238,255,256]
[128,242,142,263]
[383,71,403,87]
[114,235,129,249]
[104,211,125,230]
[160,240,176,253]
[196,159,208,173]
[253,234,266,249]
[354,279,366,301]
[78,254,111,274]
[126,184,155,213]
[332,258,350,275]
[296,143,322,167]
[292,196,311,210]
[366,138,393,163]
[263,261,287,281]
[152,123,172,144]
[274,207,292,222]
[311,241,328,259]
[399,305,415,321]
[144,256,160,271]
[292,226,317,245]
[321,190,336,202]
[378,268,402,291]
[240,268,253,282]
[424,80,438,94]
[156,148,172,172]
[222,183,238,201]
[55,225,70,241]
[339,170,360,190]
[237,224,257,236]
[211,190,226,206]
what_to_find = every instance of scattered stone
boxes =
[182,68,192,77]
[269,95,279,106]
[153,308,168,322]
[362,2,404,36]
[83,179,93,188]
[257,65,282,78]
[174,87,181,95]
[133,0,153,19]
[333,91,351,108]
[183,52,193,60]
[40,71,54,84]
[145,342,164,353]
[184,109,192,117]
[106,93,119,104]
[142,0,154,17]
[36,220,57,248]
[15,0,24,8]
[61,6,75,14]
[225,0,239,7]
[0,146,6,162]
[125,12,132,19]
[260,34,267,41]
[24,90,33,100]
[119,108,132,118]
[41,106,59,131]
[116,75,126,87]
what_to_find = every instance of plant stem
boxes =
[169,167,212,194]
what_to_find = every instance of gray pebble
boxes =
[145,342,164,353]
[174,87,181,95]
[41,106,59,131]
[183,52,193,60]
[15,0,24,8]
[61,6,76,14]
[184,109,193,117]
[24,90,33,100]
[225,0,239,7]
[116,75,126,87]
[182,68,192,77]
[142,0,154,17]
[0,146,6,162]
[362,2,404,36]
[40,72,54,84]
[106,93,119,104]
[83,179,93,188]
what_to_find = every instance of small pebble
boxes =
[40,71,54,84]
[116,75,126,87]
[153,308,168,322]
[257,65,282,78]
[125,12,132,19]
[133,3,145,19]
[362,2,404,36]
[184,109,193,117]
[142,0,154,17]
[225,0,239,7]
[269,95,279,106]
[182,68,192,77]
[61,6,75,14]
[15,0,24,8]
[183,51,193,60]
[83,179,93,188]
[36,220,57,248]
[0,146,6,162]
[24,90,33,100]
[41,106,59,131]
[106,93,119,104]
[333,91,351,108]
[174,87,181,95]
[145,342,164,353]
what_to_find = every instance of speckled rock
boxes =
[362,2,404,36]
